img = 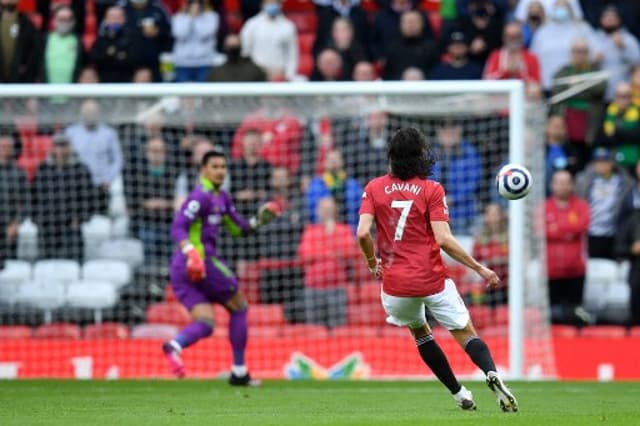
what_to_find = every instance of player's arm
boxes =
[357,213,381,278]
[171,194,207,282]
[431,221,500,288]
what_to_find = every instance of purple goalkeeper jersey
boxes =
[171,177,251,258]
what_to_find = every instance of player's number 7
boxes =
[391,200,413,241]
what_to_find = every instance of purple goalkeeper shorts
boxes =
[170,252,239,311]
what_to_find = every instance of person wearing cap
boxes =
[575,146,634,259]
[430,30,483,80]
[592,5,640,101]
[483,21,541,84]
[32,133,99,260]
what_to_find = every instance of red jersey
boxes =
[360,175,449,297]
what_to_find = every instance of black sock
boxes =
[416,334,461,394]
[464,337,496,375]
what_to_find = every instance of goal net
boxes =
[0,81,550,380]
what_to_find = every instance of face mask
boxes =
[225,46,241,60]
[551,6,570,22]
[603,25,620,34]
[264,3,280,17]
[55,22,73,34]
[528,15,541,25]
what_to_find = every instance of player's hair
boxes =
[387,127,435,180]
[201,149,226,167]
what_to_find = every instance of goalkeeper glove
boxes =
[183,244,205,282]
[250,200,282,230]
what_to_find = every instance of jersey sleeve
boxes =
[221,191,252,237]
[359,183,375,215]
[427,183,449,222]
[171,190,208,244]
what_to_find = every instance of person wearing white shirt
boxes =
[240,0,299,81]
[514,0,583,22]
[172,0,220,82]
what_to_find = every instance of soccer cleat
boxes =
[486,371,518,412]
[453,386,476,410]
[162,342,185,378]
[228,372,262,387]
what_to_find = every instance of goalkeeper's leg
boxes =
[224,291,261,387]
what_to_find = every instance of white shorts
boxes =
[381,279,470,330]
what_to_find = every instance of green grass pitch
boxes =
[0,380,637,425]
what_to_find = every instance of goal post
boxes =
[0,80,549,380]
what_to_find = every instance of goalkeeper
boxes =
[163,149,280,385]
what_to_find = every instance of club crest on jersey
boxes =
[384,183,422,195]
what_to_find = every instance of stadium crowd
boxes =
[1,0,640,332]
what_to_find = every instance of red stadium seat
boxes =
[358,282,381,304]
[298,33,315,55]
[283,0,315,13]
[298,53,314,77]
[28,13,42,30]
[250,326,282,339]
[493,305,509,326]
[427,11,442,38]
[0,326,32,339]
[348,303,387,326]
[34,323,82,339]
[249,304,286,326]
[379,326,408,338]
[331,326,380,338]
[551,325,578,338]
[237,260,261,304]
[281,324,330,338]
[480,325,508,338]
[227,12,243,33]
[145,302,191,328]
[131,324,179,339]
[84,323,130,340]
[579,326,627,338]
[468,305,493,330]
[431,326,455,340]
[82,33,96,51]
[288,12,317,34]
[629,326,640,337]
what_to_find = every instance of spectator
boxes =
[544,115,580,192]
[483,21,541,86]
[370,0,433,60]
[581,0,640,41]
[313,0,369,57]
[298,196,358,327]
[530,0,598,92]
[550,38,606,148]
[318,18,367,79]
[401,67,424,80]
[615,160,640,325]
[599,82,640,172]
[121,0,172,81]
[352,60,376,81]
[41,6,85,84]
[592,5,640,101]
[258,167,305,259]
[240,0,298,81]
[124,137,176,261]
[514,0,583,22]
[306,149,362,231]
[472,203,508,306]
[632,65,640,106]
[382,10,438,80]
[36,0,85,35]
[575,147,633,259]
[431,120,482,234]
[0,0,40,83]
[171,0,219,82]
[310,48,345,81]
[0,136,28,262]
[521,0,545,48]
[430,30,483,80]
[96,1,120,25]
[456,0,504,67]
[91,6,143,82]
[65,100,123,212]
[342,110,390,185]
[132,66,153,83]
[32,134,97,261]
[77,66,100,83]
[230,129,272,218]
[208,34,266,82]
[544,170,591,325]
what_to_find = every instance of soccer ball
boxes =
[496,164,532,200]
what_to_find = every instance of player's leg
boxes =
[223,291,261,387]
[427,279,518,412]
[381,291,475,410]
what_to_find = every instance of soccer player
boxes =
[163,149,280,385]
[356,128,519,411]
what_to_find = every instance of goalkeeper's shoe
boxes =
[162,341,185,378]
[453,385,476,411]
[486,371,518,412]
[228,372,262,387]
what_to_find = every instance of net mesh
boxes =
[0,85,549,380]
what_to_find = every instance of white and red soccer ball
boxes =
[496,163,532,200]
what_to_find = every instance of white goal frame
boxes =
[0,80,527,379]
